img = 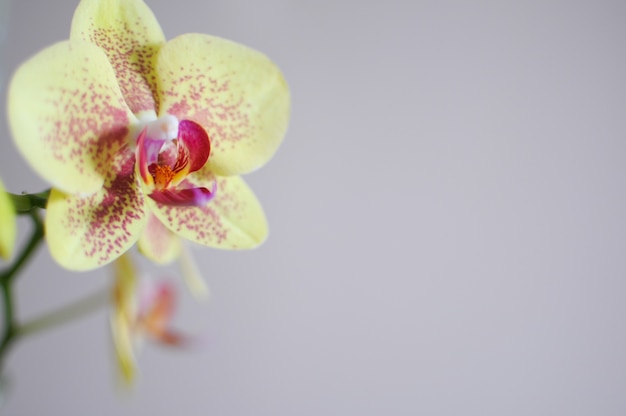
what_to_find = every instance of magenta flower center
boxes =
[150,164,176,190]
[135,115,215,207]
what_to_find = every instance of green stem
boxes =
[0,210,44,283]
[0,210,44,369]
[0,202,110,371]
[18,288,109,338]
[0,280,15,362]
[9,189,50,213]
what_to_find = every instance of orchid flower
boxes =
[7,0,290,270]
[0,179,16,261]
[111,253,190,383]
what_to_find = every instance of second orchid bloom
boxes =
[7,0,290,270]
[112,253,190,383]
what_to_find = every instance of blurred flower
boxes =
[0,179,16,261]
[111,253,190,383]
[8,0,290,270]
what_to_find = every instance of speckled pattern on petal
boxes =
[8,41,134,195]
[71,0,166,114]
[46,147,148,270]
[137,213,181,264]
[148,170,268,249]
[156,34,290,176]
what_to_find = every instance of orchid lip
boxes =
[149,180,217,207]
[135,116,212,206]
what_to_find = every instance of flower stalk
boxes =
[0,208,44,369]
[9,190,50,213]
[0,193,108,370]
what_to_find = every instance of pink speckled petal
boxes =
[155,34,290,176]
[8,41,134,195]
[46,148,148,271]
[177,120,210,173]
[137,213,181,264]
[149,185,215,207]
[70,0,165,114]
[148,171,268,249]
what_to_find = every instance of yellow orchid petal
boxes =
[148,174,268,249]
[155,34,290,176]
[0,179,16,261]
[111,253,138,384]
[110,311,137,384]
[113,252,138,318]
[71,0,166,114]
[7,40,134,195]
[137,213,181,264]
[45,149,148,271]
[179,245,209,299]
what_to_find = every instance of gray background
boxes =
[2,0,626,414]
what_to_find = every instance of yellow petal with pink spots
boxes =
[71,0,165,114]
[137,213,181,264]
[155,34,290,176]
[8,41,134,195]
[46,148,148,271]
[148,173,268,249]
